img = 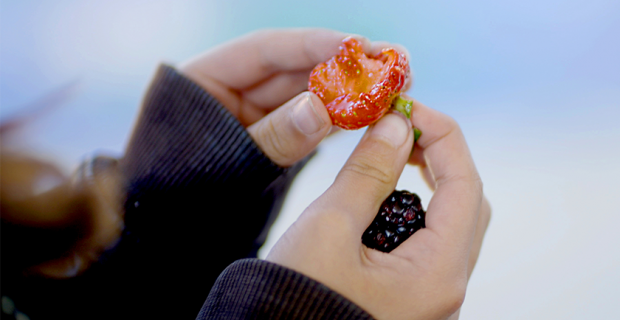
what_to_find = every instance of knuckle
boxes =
[341,153,394,187]
[442,113,460,130]
[435,113,461,141]
[436,172,482,194]
[256,118,292,164]
[421,112,461,149]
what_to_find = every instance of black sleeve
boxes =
[197,259,375,320]
[112,65,312,318]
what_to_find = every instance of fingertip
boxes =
[292,92,331,137]
[304,29,351,63]
[248,91,331,167]
[368,112,412,149]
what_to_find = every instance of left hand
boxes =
[178,28,410,167]
[179,28,343,167]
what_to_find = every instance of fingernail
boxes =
[292,93,324,135]
[370,112,409,148]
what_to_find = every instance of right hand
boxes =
[266,99,490,320]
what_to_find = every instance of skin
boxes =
[179,28,411,167]
[4,29,489,319]
[180,28,490,319]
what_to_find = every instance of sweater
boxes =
[1,65,373,319]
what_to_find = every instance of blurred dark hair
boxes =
[0,157,96,271]
[0,80,93,272]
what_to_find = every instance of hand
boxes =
[178,28,410,167]
[266,99,490,320]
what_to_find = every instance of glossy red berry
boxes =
[308,37,410,130]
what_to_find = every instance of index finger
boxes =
[179,28,349,90]
[395,97,482,257]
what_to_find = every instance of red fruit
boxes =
[308,37,410,130]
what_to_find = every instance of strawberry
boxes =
[308,37,411,130]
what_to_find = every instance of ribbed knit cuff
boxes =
[116,63,311,265]
[121,64,285,198]
[197,259,374,320]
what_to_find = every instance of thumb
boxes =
[247,92,332,167]
[322,112,413,235]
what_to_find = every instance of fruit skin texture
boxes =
[362,190,426,253]
[308,37,410,130]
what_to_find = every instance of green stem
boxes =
[410,127,423,158]
[391,95,421,158]
[391,95,413,119]
[414,127,422,143]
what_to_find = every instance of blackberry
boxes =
[362,190,426,253]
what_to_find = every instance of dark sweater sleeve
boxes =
[197,259,375,320]
[113,65,312,318]
[120,64,305,253]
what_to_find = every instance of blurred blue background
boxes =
[1,0,619,319]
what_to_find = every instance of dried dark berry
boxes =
[362,190,426,253]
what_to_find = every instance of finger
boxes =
[467,196,491,279]
[321,112,413,235]
[180,28,347,90]
[419,166,435,191]
[397,96,482,255]
[246,92,331,167]
[437,197,490,320]
[242,70,311,110]
[409,141,436,190]
[236,99,268,127]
